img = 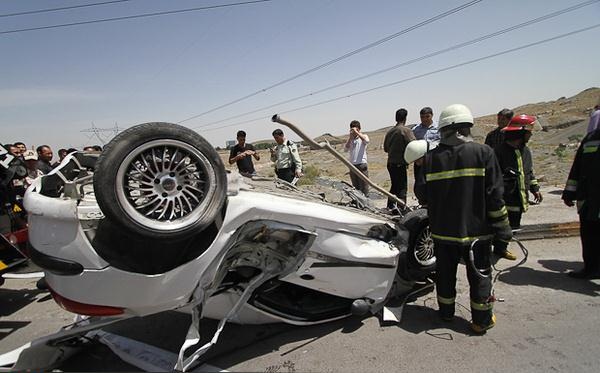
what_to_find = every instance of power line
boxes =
[194,0,600,129]
[0,0,274,35]
[0,0,134,18]
[177,0,484,123]
[197,23,600,132]
[81,123,121,145]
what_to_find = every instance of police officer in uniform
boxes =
[422,104,512,333]
[270,129,302,183]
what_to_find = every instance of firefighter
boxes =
[492,115,543,260]
[562,128,600,279]
[423,104,512,333]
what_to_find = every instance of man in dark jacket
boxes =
[562,129,600,279]
[423,104,512,334]
[485,108,513,149]
[383,108,416,211]
[36,145,54,174]
[493,115,543,260]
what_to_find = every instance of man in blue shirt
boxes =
[412,107,440,145]
[412,107,440,204]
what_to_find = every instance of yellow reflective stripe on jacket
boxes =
[506,205,521,212]
[491,218,510,229]
[437,295,455,305]
[515,149,528,212]
[530,179,539,186]
[431,233,494,243]
[425,167,485,182]
[488,206,508,219]
[471,300,493,311]
[583,144,599,153]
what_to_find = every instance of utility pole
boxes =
[81,122,121,145]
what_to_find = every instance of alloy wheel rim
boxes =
[115,139,217,232]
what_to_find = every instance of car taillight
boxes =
[49,287,125,316]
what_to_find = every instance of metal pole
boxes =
[271,114,408,209]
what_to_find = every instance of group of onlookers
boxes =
[3,143,101,190]
[385,102,599,333]
[229,129,304,184]
[227,103,599,334]
[0,141,102,230]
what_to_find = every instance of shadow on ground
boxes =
[204,315,368,370]
[0,321,30,341]
[495,259,600,296]
[0,287,45,317]
[393,299,484,338]
[57,310,369,372]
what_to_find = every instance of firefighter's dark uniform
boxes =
[562,129,600,276]
[494,142,539,228]
[423,141,511,325]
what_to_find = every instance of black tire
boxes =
[93,122,227,239]
[36,277,48,291]
[400,208,436,270]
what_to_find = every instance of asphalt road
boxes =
[1,236,599,372]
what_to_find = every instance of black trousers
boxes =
[434,240,494,326]
[386,163,407,208]
[413,164,425,205]
[350,163,369,196]
[508,210,522,229]
[276,167,294,183]
[580,219,600,274]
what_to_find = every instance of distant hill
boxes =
[251,87,599,147]
[473,87,600,134]
[352,87,599,144]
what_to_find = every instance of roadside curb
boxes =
[516,221,579,241]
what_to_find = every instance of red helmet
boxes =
[502,114,537,132]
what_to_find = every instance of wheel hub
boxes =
[160,175,178,193]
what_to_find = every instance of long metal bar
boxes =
[271,114,408,209]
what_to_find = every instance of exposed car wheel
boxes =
[412,224,435,267]
[93,122,227,239]
[400,209,436,278]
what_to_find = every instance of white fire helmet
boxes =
[404,139,436,164]
[438,104,474,129]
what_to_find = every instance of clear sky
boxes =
[2,0,599,154]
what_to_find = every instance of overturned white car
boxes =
[23,119,434,369]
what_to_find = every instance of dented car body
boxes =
[23,121,434,369]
